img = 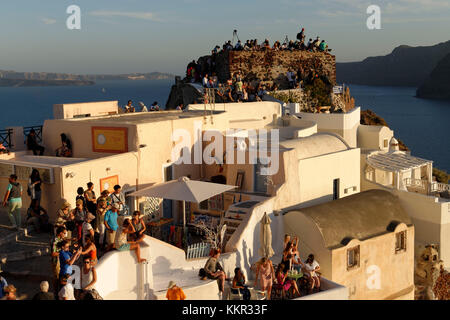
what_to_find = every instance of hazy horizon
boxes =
[1,0,450,75]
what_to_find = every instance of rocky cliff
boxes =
[336,40,450,86]
[416,53,450,100]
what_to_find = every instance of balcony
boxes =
[404,178,450,200]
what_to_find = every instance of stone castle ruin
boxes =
[165,48,354,113]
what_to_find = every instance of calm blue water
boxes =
[0,79,173,128]
[349,85,450,172]
[0,81,448,171]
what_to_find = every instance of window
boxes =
[395,231,407,253]
[347,246,360,270]
[383,139,389,148]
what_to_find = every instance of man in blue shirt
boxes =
[58,240,81,280]
[104,203,119,251]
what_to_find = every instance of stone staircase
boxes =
[222,201,260,247]
[0,212,51,265]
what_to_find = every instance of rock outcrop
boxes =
[337,40,450,86]
[416,53,450,100]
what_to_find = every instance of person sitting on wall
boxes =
[231,267,251,300]
[202,248,226,294]
[26,199,50,233]
[55,133,72,157]
[138,102,148,112]
[304,254,320,293]
[303,254,321,293]
[130,211,146,243]
[176,103,184,111]
[150,101,160,111]
[0,143,9,155]
[26,129,45,156]
[115,218,147,263]
[297,27,305,43]
[123,100,135,113]
[319,40,327,52]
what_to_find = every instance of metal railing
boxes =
[0,128,13,149]
[186,242,211,260]
[23,125,43,145]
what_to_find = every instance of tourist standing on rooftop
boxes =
[81,212,95,247]
[58,240,82,281]
[27,169,42,205]
[74,199,87,240]
[81,235,97,266]
[2,174,23,230]
[84,182,97,228]
[110,185,126,215]
[26,129,45,156]
[104,203,119,251]
[96,199,108,250]
[51,226,67,296]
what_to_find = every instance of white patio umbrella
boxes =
[258,212,274,259]
[130,176,236,230]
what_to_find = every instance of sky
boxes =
[0,0,449,75]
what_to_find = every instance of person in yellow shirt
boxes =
[166,281,186,300]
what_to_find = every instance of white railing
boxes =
[430,182,450,193]
[186,242,211,260]
[404,178,450,195]
[404,178,427,190]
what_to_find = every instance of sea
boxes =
[0,80,448,172]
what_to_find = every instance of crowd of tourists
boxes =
[1,174,148,300]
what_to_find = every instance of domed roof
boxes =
[284,190,412,249]
[280,133,350,160]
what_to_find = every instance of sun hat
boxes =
[86,213,95,221]
[168,281,176,289]
[61,202,71,210]
[112,203,120,210]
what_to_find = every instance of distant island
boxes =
[0,70,176,87]
[0,79,95,87]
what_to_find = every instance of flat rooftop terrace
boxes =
[0,152,89,168]
[61,110,224,125]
